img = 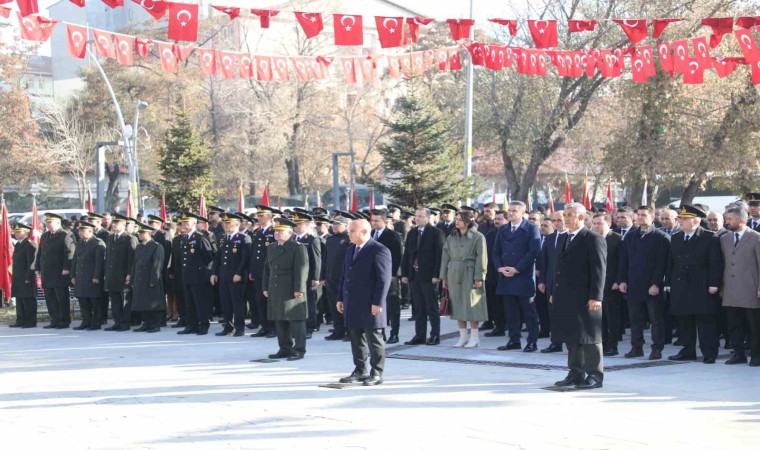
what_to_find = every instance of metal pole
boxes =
[463,0,475,206]
[132,105,143,212]
[332,154,340,210]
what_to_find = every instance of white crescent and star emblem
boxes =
[162,48,173,62]
[141,0,155,10]
[222,55,232,69]
[740,34,753,48]
[534,20,548,34]
[676,45,686,60]
[697,42,707,57]
[383,17,398,33]
[341,15,356,31]
[176,9,192,27]
[689,61,699,74]
[622,20,639,28]
[241,56,251,68]
[22,17,35,31]
[202,52,213,66]
[260,60,269,71]
[118,40,129,54]
[276,59,286,69]
[301,13,317,23]
[659,44,669,59]
[634,59,644,71]
[71,31,83,45]
[98,35,110,49]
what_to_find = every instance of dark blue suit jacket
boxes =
[493,219,541,297]
[538,231,563,297]
[338,239,392,329]
[618,225,671,302]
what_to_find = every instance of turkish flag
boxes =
[198,48,216,75]
[752,59,760,84]
[18,14,58,42]
[172,43,192,61]
[157,42,177,73]
[115,34,135,65]
[295,12,323,39]
[736,17,760,29]
[536,52,549,76]
[357,57,375,82]
[0,6,10,18]
[333,14,363,46]
[652,18,683,38]
[251,9,279,28]
[583,50,598,77]
[341,58,357,84]
[528,20,558,48]
[69,0,84,7]
[605,182,614,212]
[135,37,152,57]
[564,176,574,204]
[613,19,648,44]
[485,45,505,70]
[66,24,87,59]
[631,53,650,83]
[0,203,12,304]
[447,19,474,41]
[256,56,272,81]
[16,0,38,17]
[131,0,166,21]
[217,52,236,80]
[488,18,517,36]
[168,2,198,42]
[212,6,239,20]
[291,57,311,81]
[375,16,406,48]
[671,40,691,73]
[691,36,712,65]
[101,0,123,8]
[386,55,400,78]
[92,29,115,59]
[712,57,738,78]
[682,59,704,84]
[237,54,253,78]
[735,29,760,63]
[448,48,462,70]
[467,42,487,66]
[272,56,289,80]
[638,45,656,76]
[597,50,620,78]
[405,52,425,77]
[406,16,433,42]
[310,56,332,79]
[658,42,673,72]
[568,20,596,32]
[701,17,734,48]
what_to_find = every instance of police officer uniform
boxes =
[34,213,76,329]
[10,224,38,328]
[87,212,111,324]
[292,212,322,338]
[177,212,215,335]
[248,205,277,337]
[324,212,354,340]
[211,213,252,336]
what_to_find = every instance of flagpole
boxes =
[463,0,475,205]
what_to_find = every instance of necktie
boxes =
[540,236,545,248]
[511,225,516,233]
[353,245,361,261]
[685,234,690,243]
[564,234,574,250]
[735,233,740,247]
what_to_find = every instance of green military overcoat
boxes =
[262,240,308,321]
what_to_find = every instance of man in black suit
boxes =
[538,211,566,353]
[592,212,624,356]
[436,204,458,236]
[104,214,137,331]
[167,223,187,328]
[87,213,111,324]
[401,208,445,345]
[552,203,607,390]
[292,212,322,339]
[71,221,107,330]
[177,212,215,335]
[10,224,38,328]
[369,209,403,343]
[323,212,353,341]
[535,215,553,339]
[615,207,634,239]
[337,219,392,386]
[483,210,507,337]
[35,213,76,329]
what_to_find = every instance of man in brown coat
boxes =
[720,207,760,366]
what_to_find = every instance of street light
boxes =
[132,101,148,212]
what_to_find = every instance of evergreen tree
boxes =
[154,112,216,212]
[374,90,475,209]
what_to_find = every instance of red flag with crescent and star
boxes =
[168,2,198,42]
[18,13,58,42]
[295,12,323,38]
[131,0,166,21]
[0,201,12,304]
[333,14,363,46]
[528,20,558,48]
[605,182,614,212]
[66,24,87,59]
[115,34,135,66]
[375,16,406,48]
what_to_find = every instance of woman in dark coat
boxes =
[131,223,165,333]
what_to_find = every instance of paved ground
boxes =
[1,312,758,450]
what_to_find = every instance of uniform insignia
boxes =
[232,247,237,253]
[190,248,195,253]
[265,242,270,246]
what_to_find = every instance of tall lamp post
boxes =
[132,101,148,212]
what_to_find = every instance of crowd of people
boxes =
[7,192,760,388]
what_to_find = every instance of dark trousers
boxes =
[386,278,401,335]
[245,281,258,326]
[78,297,101,327]
[44,287,70,326]
[211,283,220,317]
[504,295,539,344]
[219,281,246,331]
[174,289,186,324]
[485,280,505,330]
[411,277,440,338]
[306,287,318,331]
[602,291,622,350]
[567,343,604,382]
[628,300,666,351]
[100,294,110,323]
[316,286,329,325]
[276,320,306,355]
[15,296,37,326]
[726,307,760,359]
[535,289,550,334]
[183,283,211,331]
[109,291,130,328]
[326,283,345,336]
[253,279,274,333]
[348,327,386,376]
[140,310,163,329]
[676,314,719,359]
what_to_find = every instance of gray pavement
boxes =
[1,312,758,449]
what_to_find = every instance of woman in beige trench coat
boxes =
[440,211,488,348]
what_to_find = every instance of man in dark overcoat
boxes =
[591,213,624,356]
[131,223,166,333]
[10,224,38,328]
[104,214,137,331]
[71,221,106,330]
[35,212,76,329]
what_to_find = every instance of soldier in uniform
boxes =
[167,220,187,329]
[747,193,760,232]
[196,216,219,318]
[292,212,322,339]
[104,214,137,331]
[313,215,331,327]
[323,212,353,341]
[10,223,38,328]
[211,213,251,336]
[207,206,226,239]
[131,223,166,333]
[87,212,111,324]
[34,212,76,329]
[177,212,215,335]
[147,215,172,323]
[248,205,277,337]
[71,221,106,330]
[262,218,309,360]
[437,204,458,235]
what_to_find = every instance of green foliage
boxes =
[373,88,476,208]
[154,112,216,212]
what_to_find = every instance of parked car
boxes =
[16,209,89,226]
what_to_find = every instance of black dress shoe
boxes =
[407,316,416,321]
[215,326,234,336]
[145,327,160,333]
[603,348,619,356]
[426,336,440,346]
[725,355,748,365]
[485,330,506,337]
[541,343,563,353]
[339,372,369,383]
[306,331,313,339]
[479,321,494,331]
[177,328,198,335]
[266,331,277,338]
[73,324,90,330]
[268,351,291,359]
[9,323,22,328]
[648,349,662,360]
[523,343,537,352]
[624,348,644,358]
[404,336,426,345]
[387,334,399,344]
[133,325,149,332]
[21,324,37,328]
[55,324,70,329]
[575,376,603,390]
[554,375,583,387]
[497,341,522,351]
[325,333,345,341]
[170,322,185,328]
[104,325,119,331]
[252,329,268,337]
[750,358,760,367]
[43,324,57,329]
[363,375,383,386]
[668,353,697,361]
[233,330,244,337]
[702,358,716,364]
[287,353,304,361]
[196,328,208,336]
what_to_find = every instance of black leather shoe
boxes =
[702,357,716,364]
[133,324,149,332]
[479,321,494,331]
[575,376,603,390]
[116,326,130,332]
[339,372,369,383]
[306,331,313,339]
[363,375,383,386]
[251,329,268,337]
[725,355,748,365]
[170,321,186,328]
[603,348,619,356]
[325,333,345,341]
[55,324,70,329]
[43,324,57,329]
[541,343,563,353]
[485,330,506,337]
[426,336,440,346]
[103,325,118,331]
[215,326,234,336]
[648,349,662,360]
[268,352,291,359]
[497,341,522,351]
[387,334,399,344]
[668,353,697,361]
[407,316,416,321]
[624,348,644,358]
[73,324,89,330]
[287,353,304,361]
[749,358,760,367]
[145,327,160,333]
[177,328,198,335]
[266,331,277,338]
[196,328,208,336]
[21,324,37,328]
[233,330,244,337]
[554,375,583,387]
[9,323,22,328]
[523,343,538,352]
[404,336,426,345]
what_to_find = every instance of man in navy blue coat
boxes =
[337,219,392,386]
[493,201,542,352]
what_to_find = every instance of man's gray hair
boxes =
[565,202,587,216]
[508,201,526,209]
[726,207,749,220]
[415,208,431,218]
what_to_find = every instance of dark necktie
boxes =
[685,234,690,243]
[511,225,516,233]
[565,233,574,250]
[734,233,740,247]
[353,245,361,261]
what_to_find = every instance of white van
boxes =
[17,209,89,225]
